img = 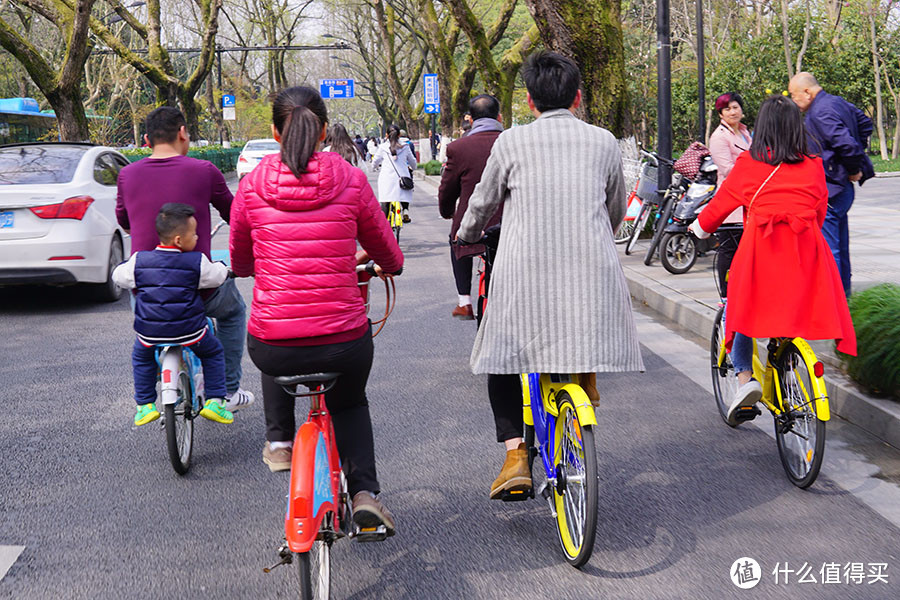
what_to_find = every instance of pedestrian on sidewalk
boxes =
[115,106,255,412]
[457,52,644,500]
[708,91,752,297]
[229,86,403,534]
[789,72,874,297]
[690,95,856,424]
[373,124,417,223]
[438,94,504,320]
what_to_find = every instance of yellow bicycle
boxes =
[710,305,829,488]
[386,200,402,242]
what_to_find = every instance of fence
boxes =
[122,147,242,173]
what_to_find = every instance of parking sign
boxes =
[424,74,440,114]
[221,94,236,108]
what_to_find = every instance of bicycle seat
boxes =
[274,373,341,397]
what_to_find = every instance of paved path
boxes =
[1,175,899,598]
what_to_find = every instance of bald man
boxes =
[788,72,874,296]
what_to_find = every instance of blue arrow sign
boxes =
[424,74,440,114]
[320,79,355,99]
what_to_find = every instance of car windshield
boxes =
[243,141,280,152]
[0,145,87,184]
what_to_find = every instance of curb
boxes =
[623,264,900,450]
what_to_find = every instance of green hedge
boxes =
[838,283,900,399]
[120,145,243,173]
[420,160,442,176]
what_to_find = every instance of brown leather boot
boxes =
[489,443,532,499]
[579,372,600,407]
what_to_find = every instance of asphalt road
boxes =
[1,178,899,599]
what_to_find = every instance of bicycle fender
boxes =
[159,347,182,405]
[790,338,830,421]
[520,374,534,427]
[557,383,597,426]
[286,422,335,553]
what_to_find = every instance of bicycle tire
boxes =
[551,391,598,568]
[625,202,652,255]
[774,341,826,488]
[393,225,401,243]
[660,232,697,275]
[614,221,634,244]
[164,371,193,475]
[524,424,535,473]
[297,540,332,600]
[644,193,676,265]
[709,306,739,427]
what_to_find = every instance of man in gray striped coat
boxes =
[458,52,644,499]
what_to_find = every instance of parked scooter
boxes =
[658,155,720,274]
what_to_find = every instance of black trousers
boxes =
[716,228,743,298]
[450,243,474,296]
[488,374,523,442]
[247,329,379,496]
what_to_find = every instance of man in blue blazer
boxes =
[789,72,874,296]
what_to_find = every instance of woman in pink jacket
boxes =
[230,86,403,535]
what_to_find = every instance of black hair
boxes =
[749,95,809,165]
[324,123,360,166]
[155,203,196,242]
[522,51,581,112]
[387,124,402,155]
[273,86,328,178]
[468,94,500,121]
[145,107,186,146]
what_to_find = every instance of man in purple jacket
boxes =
[116,107,254,411]
[789,72,875,296]
[438,94,504,320]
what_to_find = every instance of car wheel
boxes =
[92,235,124,302]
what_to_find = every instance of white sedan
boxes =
[236,138,280,179]
[0,143,130,301]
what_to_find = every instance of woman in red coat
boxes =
[230,86,403,534]
[690,95,856,424]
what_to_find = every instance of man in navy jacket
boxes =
[789,72,874,296]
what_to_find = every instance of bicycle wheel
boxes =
[614,220,634,244]
[774,342,826,488]
[297,539,331,600]
[164,370,194,475]
[625,202,652,255]
[710,306,740,427]
[644,194,676,265]
[393,224,401,242]
[660,232,697,275]
[551,391,598,568]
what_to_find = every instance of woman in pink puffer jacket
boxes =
[230,86,403,535]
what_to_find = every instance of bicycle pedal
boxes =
[734,406,762,423]
[262,543,292,573]
[499,487,533,502]
[352,524,388,542]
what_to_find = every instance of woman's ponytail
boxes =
[387,124,402,156]
[273,86,328,178]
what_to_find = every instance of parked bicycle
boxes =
[622,149,660,253]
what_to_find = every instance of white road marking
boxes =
[0,545,24,581]
[634,311,900,530]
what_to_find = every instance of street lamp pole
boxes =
[657,0,672,190]
[697,0,706,142]
[217,45,224,146]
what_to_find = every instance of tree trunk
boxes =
[779,0,794,79]
[46,88,91,142]
[869,8,888,159]
[524,0,632,137]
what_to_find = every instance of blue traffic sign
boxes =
[221,94,236,108]
[423,74,440,114]
[320,79,355,99]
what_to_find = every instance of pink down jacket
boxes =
[230,151,403,342]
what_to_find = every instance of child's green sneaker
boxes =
[199,398,234,424]
[134,403,160,426]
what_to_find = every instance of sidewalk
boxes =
[418,170,900,450]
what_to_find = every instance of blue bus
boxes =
[0,98,58,144]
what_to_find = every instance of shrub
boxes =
[423,160,443,176]
[838,283,900,399]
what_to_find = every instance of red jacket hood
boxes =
[250,151,353,212]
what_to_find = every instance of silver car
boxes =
[0,143,131,301]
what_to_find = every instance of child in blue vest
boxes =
[113,203,234,426]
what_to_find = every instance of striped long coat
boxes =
[457,109,644,375]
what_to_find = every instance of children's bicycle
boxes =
[155,317,216,475]
[263,265,395,599]
[710,304,829,488]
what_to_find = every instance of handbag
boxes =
[388,149,414,190]
[673,141,711,180]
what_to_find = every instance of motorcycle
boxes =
[658,155,720,275]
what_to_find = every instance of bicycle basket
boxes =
[673,142,711,180]
[636,163,658,202]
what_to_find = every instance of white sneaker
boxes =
[727,379,763,425]
[224,388,255,411]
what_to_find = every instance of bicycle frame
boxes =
[521,374,597,487]
[715,334,830,421]
[285,392,345,554]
